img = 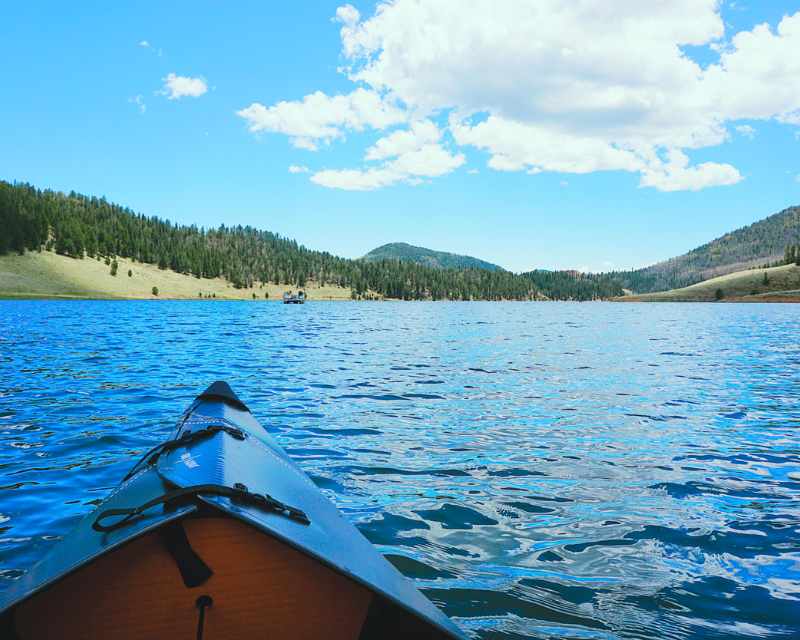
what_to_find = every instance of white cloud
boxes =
[237,88,408,151]
[288,165,310,173]
[451,115,645,174]
[364,119,440,160]
[311,167,400,190]
[392,144,465,176]
[140,41,161,56]
[561,181,569,186]
[639,150,741,191]
[735,124,755,138]
[334,4,361,28]
[467,168,478,174]
[128,95,146,114]
[796,174,800,182]
[311,144,465,190]
[158,73,208,99]
[240,1,800,191]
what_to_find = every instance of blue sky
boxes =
[2,1,799,273]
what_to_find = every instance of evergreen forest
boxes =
[0,180,623,301]
[362,242,503,271]
[609,205,800,293]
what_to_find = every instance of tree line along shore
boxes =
[607,205,800,293]
[0,180,622,301]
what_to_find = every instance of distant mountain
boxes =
[362,242,503,271]
[1,180,623,301]
[611,205,800,293]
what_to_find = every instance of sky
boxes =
[2,1,799,273]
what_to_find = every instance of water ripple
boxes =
[1,300,799,638]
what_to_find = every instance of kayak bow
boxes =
[0,382,467,640]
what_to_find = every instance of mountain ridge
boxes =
[0,180,623,301]
[610,205,800,293]
[361,242,503,272]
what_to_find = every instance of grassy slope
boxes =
[609,205,800,294]
[0,251,355,300]
[615,263,800,302]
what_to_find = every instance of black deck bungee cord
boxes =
[91,482,310,532]
[122,424,245,482]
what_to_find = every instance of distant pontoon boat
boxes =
[283,290,305,304]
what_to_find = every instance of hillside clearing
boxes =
[614,263,800,302]
[0,251,354,300]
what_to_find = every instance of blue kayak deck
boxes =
[0,382,467,640]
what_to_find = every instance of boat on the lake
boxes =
[0,382,466,640]
[283,290,305,304]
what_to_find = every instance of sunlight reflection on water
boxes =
[1,300,799,639]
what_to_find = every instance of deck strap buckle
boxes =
[122,425,246,481]
[92,482,310,533]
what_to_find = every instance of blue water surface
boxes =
[0,300,799,639]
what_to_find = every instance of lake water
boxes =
[1,300,799,639]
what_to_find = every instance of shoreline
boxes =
[615,296,800,303]
[5,251,800,303]
[0,251,355,301]
[613,263,800,303]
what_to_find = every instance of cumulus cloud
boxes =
[364,119,441,160]
[158,73,208,99]
[639,150,741,191]
[309,118,466,189]
[334,4,360,28]
[312,143,465,190]
[237,88,407,151]
[288,165,310,173]
[140,41,149,47]
[239,1,800,191]
[735,124,756,138]
[450,115,644,175]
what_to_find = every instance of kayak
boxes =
[0,382,467,640]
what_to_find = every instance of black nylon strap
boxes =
[161,521,213,588]
[122,425,245,482]
[91,483,310,533]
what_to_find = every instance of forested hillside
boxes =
[362,242,503,271]
[610,205,800,293]
[0,180,622,301]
